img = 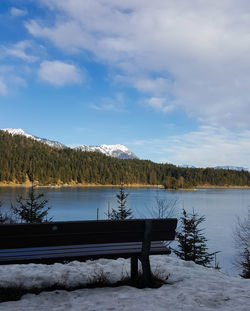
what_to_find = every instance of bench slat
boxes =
[0,246,167,261]
[0,241,170,265]
[0,241,165,255]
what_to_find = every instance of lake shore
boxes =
[0,182,249,189]
[0,182,164,188]
[196,185,250,189]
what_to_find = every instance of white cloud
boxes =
[10,7,27,17]
[90,93,126,112]
[38,60,83,86]
[0,66,27,96]
[129,126,250,168]
[0,78,7,95]
[1,41,38,63]
[26,0,250,127]
[147,97,174,113]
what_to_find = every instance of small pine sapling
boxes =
[109,185,132,220]
[174,209,215,267]
[234,209,250,278]
[11,184,52,223]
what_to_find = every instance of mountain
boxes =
[0,130,249,187]
[2,128,66,149]
[214,166,250,172]
[2,128,138,159]
[76,144,138,159]
[179,164,196,168]
[180,164,250,173]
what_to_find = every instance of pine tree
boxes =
[234,209,250,278]
[11,185,52,223]
[0,200,14,224]
[109,185,132,220]
[0,200,7,223]
[174,209,214,267]
[241,247,250,278]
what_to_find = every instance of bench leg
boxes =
[141,219,153,287]
[131,256,138,281]
[140,255,152,287]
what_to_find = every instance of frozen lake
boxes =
[0,186,249,276]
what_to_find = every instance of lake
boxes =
[0,186,249,276]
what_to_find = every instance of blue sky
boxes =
[1,0,250,168]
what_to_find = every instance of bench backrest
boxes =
[0,218,177,249]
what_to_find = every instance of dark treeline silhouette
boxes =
[0,130,250,187]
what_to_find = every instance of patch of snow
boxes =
[2,128,67,149]
[0,256,249,310]
[76,143,138,159]
[2,128,34,139]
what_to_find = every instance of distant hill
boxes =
[181,164,250,173]
[214,166,250,172]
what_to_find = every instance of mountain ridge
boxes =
[2,128,137,159]
[180,163,250,172]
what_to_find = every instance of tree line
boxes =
[0,130,250,188]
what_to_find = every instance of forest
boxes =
[0,130,250,188]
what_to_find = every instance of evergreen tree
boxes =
[0,200,14,224]
[174,209,214,267]
[109,185,132,220]
[241,247,250,278]
[11,185,52,223]
[234,209,250,278]
[0,200,7,223]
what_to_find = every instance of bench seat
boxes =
[0,241,170,265]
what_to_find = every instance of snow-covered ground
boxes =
[0,256,250,311]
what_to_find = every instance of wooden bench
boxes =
[0,218,177,287]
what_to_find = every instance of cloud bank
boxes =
[129,126,250,167]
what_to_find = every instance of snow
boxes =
[76,144,129,155]
[0,256,250,310]
[76,143,137,159]
[2,128,66,149]
[100,144,130,154]
[2,128,34,139]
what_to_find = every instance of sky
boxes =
[1,0,250,168]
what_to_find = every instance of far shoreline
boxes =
[0,182,250,190]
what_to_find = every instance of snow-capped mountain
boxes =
[1,128,138,159]
[179,164,196,168]
[76,144,138,159]
[2,128,66,149]
[179,164,250,172]
[214,166,250,172]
